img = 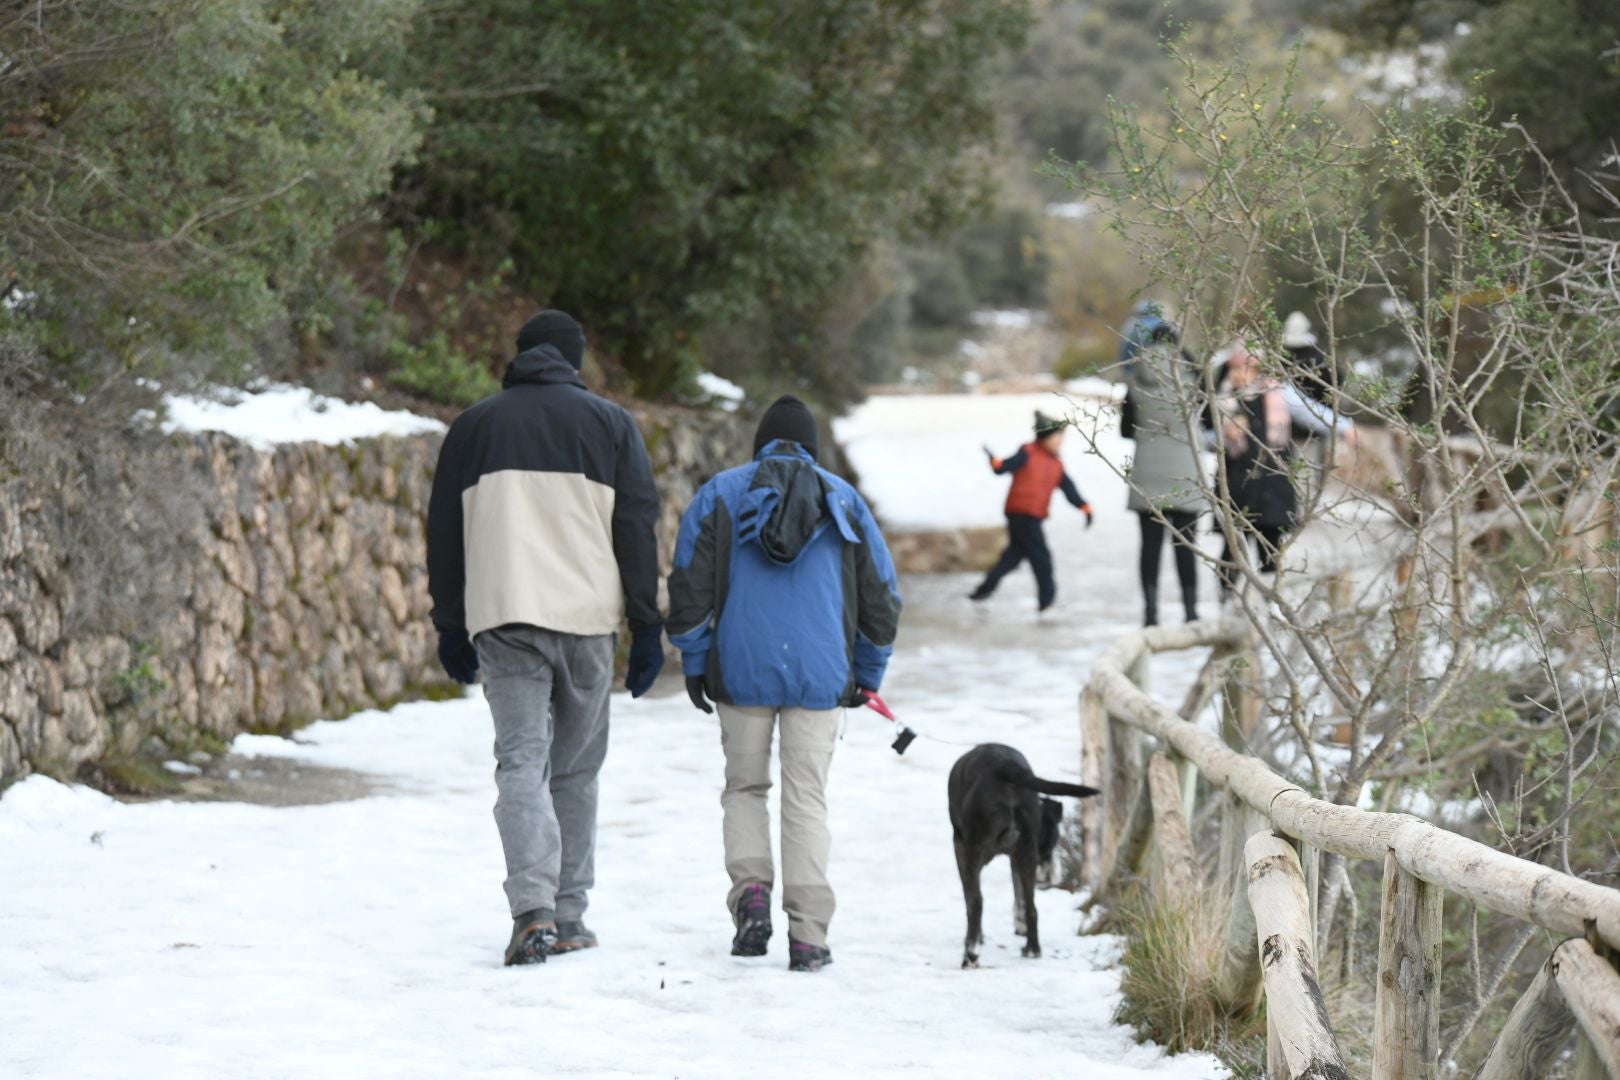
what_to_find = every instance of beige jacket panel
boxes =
[462,469,623,637]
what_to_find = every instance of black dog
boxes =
[948,743,1100,969]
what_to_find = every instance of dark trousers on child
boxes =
[973,513,1056,610]
[1137,510,1199,625]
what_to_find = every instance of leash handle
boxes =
[860,691,915,754]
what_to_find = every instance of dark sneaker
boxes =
[968,586,992,602]
[788,939,833,973]
[552,920,598,955]
[731,883,772,957]
[504,909,558,967]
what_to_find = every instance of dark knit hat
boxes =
[753,394,819,460]
[515,310,586,370]
[1034,410,1066,437]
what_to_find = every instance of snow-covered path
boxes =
[1,392,1228,1079]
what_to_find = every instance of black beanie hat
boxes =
[1034,410,1065,437]
[515,310,586,370]
[753,394,819,460]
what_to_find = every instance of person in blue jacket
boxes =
[667,395,902,973]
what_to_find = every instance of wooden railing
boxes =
[1079,616,1620,1079]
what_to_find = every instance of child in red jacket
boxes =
[969,411,1093,612]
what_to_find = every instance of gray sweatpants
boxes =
[475,625,613,920]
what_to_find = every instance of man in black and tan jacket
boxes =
[427,310,664,967]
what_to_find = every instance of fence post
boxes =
[1215,795,1270,1013]
[1246,833,1349,1080]
[1560,938,1620,1079]
[1221,640,1260,751]
[1474,949,1573,1080]
[1147,752,1198,897]
[1098,644,1150,890]
[1176,753,1198,822]
[1079,685,1108,894]
[1372,851,1443,1080]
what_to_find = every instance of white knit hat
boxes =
[1283,311,1316,349]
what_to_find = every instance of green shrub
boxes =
[386,332,499,407]
[1053,339,1119,382]
[1110,884,1266,1073]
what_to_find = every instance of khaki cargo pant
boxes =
[717,703,840,947]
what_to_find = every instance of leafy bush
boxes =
[383,0,1032,397]
[0,0,423,388]
[386,332,500,408]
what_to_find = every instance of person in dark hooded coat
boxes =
[666,395,902,973]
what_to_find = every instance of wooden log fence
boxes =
[1082,615,1620,1079]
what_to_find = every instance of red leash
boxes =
[859,691,917,754]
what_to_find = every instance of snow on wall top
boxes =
[161,384,445,450]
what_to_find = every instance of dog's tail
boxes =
[1009,770,1101,799]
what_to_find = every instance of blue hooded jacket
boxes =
[666,441,902,710]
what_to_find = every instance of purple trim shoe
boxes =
[788,939,832,973]
[731,883,772,957]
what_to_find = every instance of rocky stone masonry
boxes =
[0,405,749,785]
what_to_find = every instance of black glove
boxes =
[685,674,713,714]
[843,686,872,708]
[1079,502,1094,529]
[625,624,665,698]
[437,628,479,685]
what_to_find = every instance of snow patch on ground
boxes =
[695,371,746,412]
[162,383,445,449]
[971,308,1046,330]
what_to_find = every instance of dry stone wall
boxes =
[0,405,749,786]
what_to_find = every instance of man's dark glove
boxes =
[437,629,479,685]
[844,686,872,708]
[685,674,713,714]
[625,625,665,698]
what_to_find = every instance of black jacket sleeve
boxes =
[1120,390,1137,439]
[1059,471,1087,509]
[611,412,663,633]
[992,448,1029,475]
[426,422,469,633]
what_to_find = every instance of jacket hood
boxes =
[503,344,587,389]
[736,441,855,565]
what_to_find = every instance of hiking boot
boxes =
[504,909,558,967]
[788,939,833,973]
[731,883,772,957]
[552,920,598,955]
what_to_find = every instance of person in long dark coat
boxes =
[1209,345,1353,594]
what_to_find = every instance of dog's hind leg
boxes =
[1011,861,1028,936]
[1014,850,1040,959]
[955,838,985,969]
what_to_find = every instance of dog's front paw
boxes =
[1021,943,1042,959]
